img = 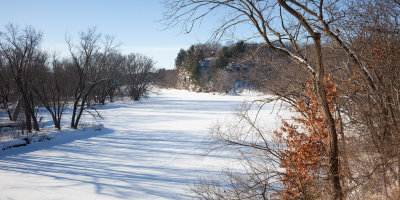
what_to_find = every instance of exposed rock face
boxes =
[199,57,216,72]
[176,68,196,91]
[176,57,250,92]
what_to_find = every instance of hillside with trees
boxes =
[175,41,290,93]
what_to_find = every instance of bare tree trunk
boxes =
[313,33,342,200]
[71,100,78,129]
[55,120,61,130]
[32,116,39,131]
[74,97,88,129]
[30,92,39,131]
[24,106,32,132]
[317,85,342,199]
[12,98,22,121]
[6,109,12,121]
[27,93,39,132]
[51,113,61,130]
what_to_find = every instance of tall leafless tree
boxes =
[124,53,156,101]
[0,24,43,132]
[91,52,125,104]
[0,54,14,120]
[66,28,116,129]
[33,54,69,130]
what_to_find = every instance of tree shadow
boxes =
[0,92,245,199]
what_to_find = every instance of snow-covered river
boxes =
[0,89,280,200]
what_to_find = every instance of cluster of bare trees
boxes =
[164,0,400,199]
[0,25,156,132]
[155,68,178,89]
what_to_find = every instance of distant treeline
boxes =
[0,25,158,131]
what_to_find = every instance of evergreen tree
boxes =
[175,49,186,68]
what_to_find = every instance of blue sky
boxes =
[0,0,226,69]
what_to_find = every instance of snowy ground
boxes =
[0,89,285,200]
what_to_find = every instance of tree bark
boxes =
[24,106,32,132]
[12,98,22,121]
[71,100,78,129]
[313,33,343,200]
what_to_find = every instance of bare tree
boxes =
[0,24,43,132]
[193,99,287,199]
[332,0,400,197]
[211,68,234,93]
[33,54,69,130]
[0,54,14,120]
[155,68,178,89]
[91,52,125,104]
[162,0,399,198]
[66,28,115,129]
[164,0,400,198]
[124,53,156,101]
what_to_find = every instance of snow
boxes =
[0,89,285,200]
